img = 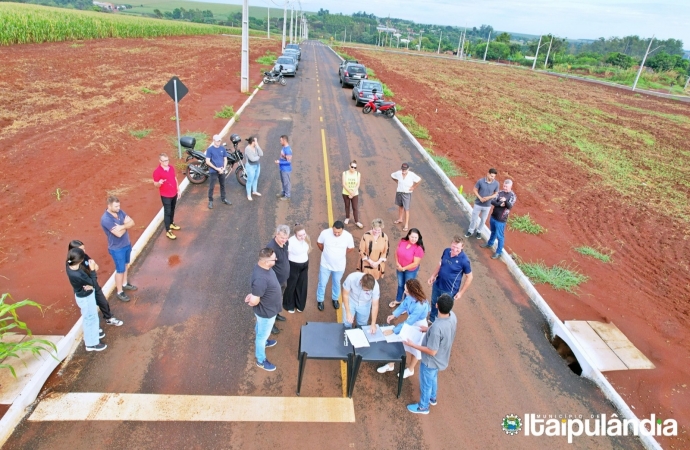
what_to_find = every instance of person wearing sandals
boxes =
[342,160,363,228]
[390,228,425,309]
[244,136,263,201]
[358,218,389,280]
[66,248,107,352]
[378,278,430,378]
[68,240,123,327]
[283,224,311,313]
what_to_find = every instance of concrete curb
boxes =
[0,82,265,446]
[328,45,660,450]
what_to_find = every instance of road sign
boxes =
[163,76,188,102]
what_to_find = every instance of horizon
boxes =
[185,0,689,49]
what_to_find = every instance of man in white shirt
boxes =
[316,221,355,311]
[342,272,380,332]
[391,163,422,232]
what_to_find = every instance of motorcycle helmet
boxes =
[230,134,242,145]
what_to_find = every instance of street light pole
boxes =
[544,35,554,69]
[483,30,491,61]
[633,35,655,91]
[289,6,293,44]
[281,2,287,52]
[459,28,466,59]
[267,5,270,39]
[240,0,249,93]
[531,35,542,70]
[437,31,442,54]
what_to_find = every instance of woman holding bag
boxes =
[244,136,263,201]
[377,278,429,378]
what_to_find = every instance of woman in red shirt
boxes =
[391,228,425,308]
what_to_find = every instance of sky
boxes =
[216,0,690,47]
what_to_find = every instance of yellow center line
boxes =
[320,117,323,122]
[319,105,322,110]
[318,96,321,101]
[320,128,347,398]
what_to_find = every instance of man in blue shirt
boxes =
[275,135,292,201]
[426,235,473,322]
[206,134,232,209]
[100,196,137,302]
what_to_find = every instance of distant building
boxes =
[683,50,690,60]
[93,1,116,11]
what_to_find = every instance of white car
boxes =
[274,56,298,76]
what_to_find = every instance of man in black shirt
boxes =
[245,248,283,371]
[481,179,517,260]
[266,224,290,334]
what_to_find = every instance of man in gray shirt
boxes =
[405,293,457,414]
[465,168,499,240]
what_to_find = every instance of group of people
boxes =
[64,120,516,415]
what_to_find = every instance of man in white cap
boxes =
[206,134,232,209]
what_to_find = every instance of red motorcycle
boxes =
[362,89,396,118]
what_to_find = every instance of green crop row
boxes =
[0,3,238,45]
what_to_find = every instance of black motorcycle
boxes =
[184,134,247,186]
[263,65,287,86]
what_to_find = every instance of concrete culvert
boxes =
[552,335,583,376]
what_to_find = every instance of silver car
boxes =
[285,44,301,60]
[274,56,297,76]
[282,49,301,69]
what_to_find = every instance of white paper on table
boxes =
[345,328,370,348]
[362,325,386,343]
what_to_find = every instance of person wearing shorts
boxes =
[391,163,421,232]
[100,196,137,302]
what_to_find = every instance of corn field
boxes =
[0,3,244,45]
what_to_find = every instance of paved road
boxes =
[3,41,643,450]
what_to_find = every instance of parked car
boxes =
[339,63,367,88]
[285,44,301,60]
[282,52,299,70]
[338,59,358,75]
[274,56,297,76]
[352,80,384,106]
[283,48,301,66]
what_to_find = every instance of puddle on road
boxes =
[168,255,181,267]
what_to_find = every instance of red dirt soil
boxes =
[0,35,279,332]
[346,47,690,448]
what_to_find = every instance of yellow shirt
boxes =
[342,170,360,196]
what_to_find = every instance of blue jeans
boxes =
[418,362,438,409]
[255,314,277,363]
[245,163,260,197]
[316,265,344,303]
[396,267,420,302]
[488,217,506,255]
[430,284,455,323]
[343,300,372,328]
[280,171,291,198]
[75,292,99,347]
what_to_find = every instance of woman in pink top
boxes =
[391,228,425,308]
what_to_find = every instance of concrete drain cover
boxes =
[565,321,655,371]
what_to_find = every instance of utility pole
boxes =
[544,35,554,68]
[281,2,287,52]
[684,76,690,91]
[289,6,293,44]
[437,31,442,54]
[531,35,542,70]
[266,5,270,39]
[418,29,424,51]
[240,0,249,92]
[483,30,491,61]
[459,28,466,59]
[633,35,654,91]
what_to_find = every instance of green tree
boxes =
[605,52,635,69]
[172,8,181,19]
[153,8,162,19]
[495,32,510,43]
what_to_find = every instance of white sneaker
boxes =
[397,368,414,378]
[377,364,394,373]
[106,317,123,326]
[247,196,253,201]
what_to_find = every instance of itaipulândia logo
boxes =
[502,414,523,435]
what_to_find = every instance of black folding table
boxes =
[350,341,406,398]
[296,322,354,397]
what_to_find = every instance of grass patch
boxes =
[51,188,68,201]
[518,260,588,293]
[141,87,157,94]
[461,191,476,203]
[539,123,556,133]
[430,154,463,177]
[129,129,152,139]
[398,114,430,140]
[508,213,546,234]
[574,246,613,263]
[366,67,376,78]
[214,106,235,119]
[256,50,277,66]
[168,131,208,152]
[382,83,394,97]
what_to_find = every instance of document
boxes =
[382,326,404,343]
[345,328,370,348]
[362,325,386,343]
